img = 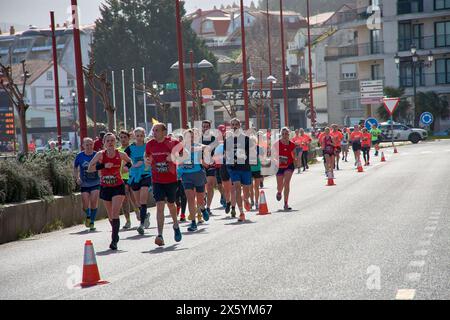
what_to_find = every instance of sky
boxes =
[0,0,252,31]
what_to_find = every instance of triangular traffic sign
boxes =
[383,98,400,116]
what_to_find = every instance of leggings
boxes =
[301,150,308,168]
[176,181,187,214]
[362,147,370,163]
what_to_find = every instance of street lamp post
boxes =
[394,46,433,126]
[240,0,250,129]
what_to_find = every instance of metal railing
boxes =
[398,35,450,51]
[325,41,384,59]
[397,0,423,15]
[399,73,450,87]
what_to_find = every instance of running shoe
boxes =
[220,196,226,207]
[201,208,210,222]
[89,223,96,231]
[197,212,204,224]
[137,224,145,235]
[207,207,212,217]
[244,200,251,212]
[155,235,165,246]
[144,213,150,229]
[276,192,282,202]
[225,202,231,214]
[180,213,186,222]
[187,220,198,232]
[284,204,292,211]
[173,226,182,242]
[123,220,131,229]
[109,241,118,251]
[85,217,90,228]
[231,207,236,218]
[238,213,246,222]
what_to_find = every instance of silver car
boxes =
[378,122,428,144]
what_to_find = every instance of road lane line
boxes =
[420,151,433,154]
[414,249,428,256]
[405,273,421,282]
[408,260,426,268]
[395,289,416,300]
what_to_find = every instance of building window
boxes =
[202,20,214,33]
[435,21,450,47]
[435,58,450,84]
[398,23,423,51]
[342,99,362,111]
[370,29,382,54]
[399,62,424,87]
[371,64,382,80]
[435,0,450,10]
[341,63,357,79]
[67,75,75,87]
[47,71,53,81]
[44,89,54,99]
[398,0,423,14]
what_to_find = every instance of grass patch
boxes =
[428,135,450,140]
[41,218,65,233]
[18,230,35,240]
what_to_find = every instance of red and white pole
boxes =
[279,0,289,127]
[71,0,87,143]
[306,0,316,130]
[175,0,188,129]
[240,0,250,129]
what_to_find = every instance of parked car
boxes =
[378,122,427,144]
[36,140,72,153]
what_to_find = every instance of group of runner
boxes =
[73,120,382,250]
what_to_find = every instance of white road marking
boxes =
[396,289,416,300]
[425,226,437,231]
[408,260,426,268]
[405,273,421,282]
[414,249,428,256]
[420,151,433,154]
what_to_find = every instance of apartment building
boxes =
[324,0,450,129]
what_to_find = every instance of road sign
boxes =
[420,112,433,125]
[383,97,400,116]
[365,117,379,130]
[360,80,384,104]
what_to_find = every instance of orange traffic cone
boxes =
[257,190,270,215]
[79,240,109,288]
[381,152,386,162]
[326,172,335,186]
[357,160,364,173]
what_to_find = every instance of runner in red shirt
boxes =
[93,131,105,151]
[273,127,297,211]
[361,128,372,166]
[350,125,363,166]
[145,123,183,247]
[330,124,344,171]
[88,132,132,251]
[299,129,312,172]
[320,127,336,179]
[291,129,303,174]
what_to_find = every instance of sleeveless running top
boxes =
[99,149,124,187]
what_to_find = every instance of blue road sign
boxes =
[365,117,379,130]
[420,112,433,125]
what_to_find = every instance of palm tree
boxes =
[415,91,450,131]
[377,87,411,122]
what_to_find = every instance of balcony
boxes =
[398,35,450,51]
[325,41,384,60]
[399,73,450,87]
[339,79,360,93]
[397,0,423,15]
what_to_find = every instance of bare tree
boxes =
[215,90,239,119]
[83,52,115,132]
[0,60,30,154]
[135,83,171,124]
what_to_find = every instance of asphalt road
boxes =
[1,140,449,300]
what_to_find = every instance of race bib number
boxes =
[182,162,194,169]
[101,175,117,186]
[156,162,169,173]
[280,156,288,164]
